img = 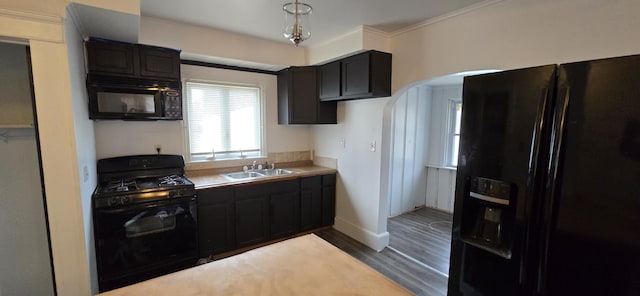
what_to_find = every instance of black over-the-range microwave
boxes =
[87,77,182,121]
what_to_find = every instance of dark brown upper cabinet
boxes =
[278,66,337,124]
[318,50,392,101]
[138,45,181,80]
[86,40,137,76]
[318,60,341,99]
[86,38,181,80]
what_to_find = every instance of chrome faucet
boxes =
[265,161,275,170]
[251,160,257,170]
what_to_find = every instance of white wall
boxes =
[65,9,99,293]
[139,17,306,68]
[307,26,391,65]
[387,84,461,215]
[425,86,461,166]
[391,0,640,92]
[315,0,640,251]
[425,167,456,212]
[312,97,390,251]
[387,85,430,217]
[94,64,312,163]
[422,85,462,213]
[30,37,94,296]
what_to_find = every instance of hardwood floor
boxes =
[388,207,453,275]
[314,207,453,296]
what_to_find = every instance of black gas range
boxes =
[92,154,198,292]
[94,173,196,208]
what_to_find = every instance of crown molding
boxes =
[0,8,62,24]
[66,4,88,40]
[0,8,64,43]
[391,0,504,37]
[362,25,391,38]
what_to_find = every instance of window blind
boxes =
[186,82,262,160]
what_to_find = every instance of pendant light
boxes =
[283,0,312,46]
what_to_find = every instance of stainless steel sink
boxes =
[260,168,294,176]
[222,169,295,180]
[223,171,266,180]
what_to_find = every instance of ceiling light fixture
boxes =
[283,0,312,46]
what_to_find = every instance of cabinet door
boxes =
[321,174,337,226]
[268,179,299,239]
[300,176,322,231]
[341,53,370,98]
[138,45,181,79]
[270,191,300,239]
[290,67,319,124]
[86,40,136,76]
[197,186,235,257]
[235,184,269,248]
[319,61,341,100]
[278,66,336,124]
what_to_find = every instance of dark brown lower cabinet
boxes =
[269,179,300,239]
[235,183,270,249]
[197,186,235,257]
[197,174,336,258]
[300,176,322,231]
[321,174,337,226]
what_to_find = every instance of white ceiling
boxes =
[140,0,487,47]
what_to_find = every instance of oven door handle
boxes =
[96,196,195,214]
[123,211,147,228]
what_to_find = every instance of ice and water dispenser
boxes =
[460,176,515,259]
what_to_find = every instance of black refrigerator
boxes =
[447,55,640,295]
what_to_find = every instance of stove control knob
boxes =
[108,197,119,206]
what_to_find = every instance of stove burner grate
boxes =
[158,175,186,186]
[106,179,138,192]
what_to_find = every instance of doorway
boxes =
[0,41,55,295]
[385,81,461,293]
[383,70,502,293]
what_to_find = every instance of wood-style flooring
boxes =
[388,207,453,275]
[315,207,453,296]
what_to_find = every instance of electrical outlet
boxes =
[338,137,345,148]
[369,140,376,152]
[154,144,162,154]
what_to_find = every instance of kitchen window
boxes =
[446,100,462,167]
[185,81,263,161]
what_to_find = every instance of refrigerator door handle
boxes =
[528,88,552,174]
[548,87,571,187]
[522,86,554,287]
[538,86,571,293]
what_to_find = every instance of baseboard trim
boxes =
[334,217,389,252]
